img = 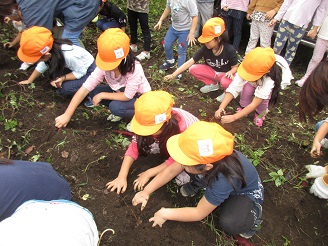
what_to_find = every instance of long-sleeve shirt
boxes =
[318,14,328,40]
[247,0,284,15]
[35,44,94,79]
[125,108,199,164]
[82,62,151,99]
[221,0,250,12]
[274,0,328,28]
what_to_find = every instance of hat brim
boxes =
[166,134,199,166]
[198,35,214,44]
[17,48,41,63]
[130,116,165,136]
[237,62,263,81]
[96,53,123,71]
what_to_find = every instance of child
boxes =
[221,0,250,52]
[132,121,264,239]
[164,17,238,102]
[17,26,96,97]
[245,0,284,54]
[96,1,127,32]
[55,28,150,128]
[127,0,151,61]
[0,200,99,245]
[215,47,292,127]
[155,0,198,77]
[106,90,199,194]
[269,0,328,65]
[296,14,328,87]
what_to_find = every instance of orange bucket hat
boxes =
[198,17,226,43]
[17,26,54,63]
[167,121,234,165]
[131,91,174,136]
[96,28,130,70]
[238,47,276,81]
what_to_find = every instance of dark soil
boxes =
[0,23,327,246]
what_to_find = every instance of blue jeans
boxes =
[62,28,84,47]
[163,26,189,68]
[315,120,328,139]
[96,19,120,31]
[88,85,136,118]
[58,62,96,97]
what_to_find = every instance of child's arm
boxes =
[133,162,168,191]
[149,196,216,227]
[215,92,235,119]
[4,32,22,48]
[154,7,170,30]
[54,86,89,128]
[106,155,135,194]
[49,72,77,88]
[311,121,328,157]
[18,69,42,85]
[187,15,198,46]
[164,58,195,80]
[92,91,130,106]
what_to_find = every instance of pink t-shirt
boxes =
[125,108,199,164]
[82,61,151,99]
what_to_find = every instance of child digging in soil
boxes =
[164,17,238,102]
[215,47,292,127]
[106,90,199,194]
[17,26,96,97]
[55,28,150,129]
[132,121,264,239]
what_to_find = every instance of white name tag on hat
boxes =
[155,112,167,124]
[214,25,222,34]
[114,47,125,59]
[40,46,50,54]
[197,139,214,156]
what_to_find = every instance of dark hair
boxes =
[267,63,282,105]
[137,112,181,159]
[213,30,229,51]
[299,59,328,122]
[47,39,73,80]
[99,1,113,16]
[0,1,17,21]
[117,51,136,76]
[205,151,246,190]
[0,158,13,164]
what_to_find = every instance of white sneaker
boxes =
[215,92,226,102]
[175,171,191,186]
[200,84,220,93]
[126,122,132,132]
[136,51,150,60]
[320,138,328,149]
[107,114,122,122]
[130,45,138,52]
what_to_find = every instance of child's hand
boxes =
[149,208,168,227]
[4,17,10,23]
[265,10,276,20]
[214,108,226,119]
[311,141,323,158]
[132,190,150,211]
[154,20,162,30]
[269,19,277,27]
[246,14,251,20]
[18,80,32,85]
[307,29,318,40]
[55,113,71,128]
[92,94,102,106]
[133,171,151,191]
[225,71,234,79]
[50,77,64,88]
[164,74,174,81]
[106,176,128,194]
[187,33,196,46]
[3,42,15,48]
[221,114,236,124]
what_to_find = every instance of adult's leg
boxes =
[176,29,189,67]
[245,20,261,54]
[273,19,289,55]
[138,12,151,52]
[62,28,83,47]
[128,9,139,45]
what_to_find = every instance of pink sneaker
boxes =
[253,114,266,127]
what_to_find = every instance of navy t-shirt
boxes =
[0,161,71,221]
[192,44,238,73]
[205,151,264,206]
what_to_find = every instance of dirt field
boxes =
[0,22,327,246]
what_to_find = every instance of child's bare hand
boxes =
[106,177,127,194]
[269,19,277,27]
[133,171,151,191]
[3,42,14,48]
[4,17,10,23]
[310,141,323,158]
[18,80,31,85]
[149,208,167,227]
[265,10,276,20]
[214,108,226,119]
[187,34,196,46]
[164,74,174,81]
[246,14,251,20]
[55,113,71,128]
[92,94,102,106]
[221,114,236,124]
[50,77,63,88]
[132,190,150,211]
[154,21,162,30]
[225,71,234,79]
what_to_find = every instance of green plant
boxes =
[4,118,18,131]
[106,134,131,149]
[263,169,286,187]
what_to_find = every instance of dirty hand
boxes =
[154,20,162,30]
[149,208,167,227]
[265,10,276,20]
[3,42,14,48]
[269,19,277,27]
[55,113,71,128]
[132,190,150,211]
[50,77,64,88]
[164,74,174,81]
[310,174,328,199]
[310,141,323,157]
[305,165,327,179]
[106,176,127,194]
[18,80,32,85]
[221,114,236,124]
[133,171,151,191]
[214,108,226,119]
[187,33,196,46]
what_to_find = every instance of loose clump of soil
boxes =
[0,22,327,246]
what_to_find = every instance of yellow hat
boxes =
[131,91,174,136]
[238,47,276,81]
[96,28,130,70]
[198,17,226,43]
[167,121,234,165]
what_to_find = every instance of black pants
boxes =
[128,9,151,52]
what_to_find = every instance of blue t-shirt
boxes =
[0,160,71,222]
[205,151,264,206]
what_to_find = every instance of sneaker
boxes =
[180,174,206,197]
[239,203,263,239]
[159,60,175,71]
[320,138,328,149]
[215,92,226,102]
[295,79,305,87]
[175,74,182,80]
[126,122,132,132]
[107,114,122,122]
[136,51,150,60]
[253,113,266,127]
[84,96,94,108]
[200,84,220,93]
[130,45,138,52]
[175,171,191,186]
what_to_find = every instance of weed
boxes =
[4,118,18,131]
[263,169,286,187]
[82,155,106,173]
[106,134,131,149]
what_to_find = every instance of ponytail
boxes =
[267,63,282,105]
